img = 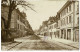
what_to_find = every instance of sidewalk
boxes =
[39,35,79,49]
[1,42,12,50]
[1,35,39,50]
[1,41,22,51]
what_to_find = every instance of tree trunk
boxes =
[5,5,13,42]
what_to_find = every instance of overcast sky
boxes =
[19,0,67,30]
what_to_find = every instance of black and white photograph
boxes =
[1,0,79,51]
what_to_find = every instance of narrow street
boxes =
[2,35,78,51]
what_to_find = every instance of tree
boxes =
[48,16,59,23]
[42,21,48,27]
[49,16,55,22]
[2,0,35,41]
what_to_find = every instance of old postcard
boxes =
[1,0,79,51]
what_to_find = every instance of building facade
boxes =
[57,1,79,42]
[48,22,57,38]
[10,9,28,38]
[38,1,79,42]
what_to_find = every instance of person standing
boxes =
[50,32,53,39]
[44,31,48,40]
[44,32,46,40]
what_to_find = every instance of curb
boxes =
[47,37,79,49]
[58,41,79,49]
[7,42,22,50]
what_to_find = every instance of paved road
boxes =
[5,35,78,51]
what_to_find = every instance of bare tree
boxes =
[2,0,36,41]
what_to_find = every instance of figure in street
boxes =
[50,32,52,39]
[44,32,48,40]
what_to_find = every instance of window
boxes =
[61,20,63,26]
[17,24,19,29]
[69,16,71,23]
[49,26,50,29]
[61,12,63,17]
[64,18,66,25]
[67,8,68,13]
[20,25,22,30]
[65,9,66,14]
[63,18,65,25]
[69,5,71,11]
[59,21,61,27]
[77,17,79,25]
[62,10,64,16]
[67,17,68,24]
[50,26,52,30]
[63,10,65,16]
[64,9,66,15]
[60,13,62,17]
[77,2,79,14]
[62,12,63,16]
[18,15,19,20]
[62,19,63,25]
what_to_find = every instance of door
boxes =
[75,30,79,42]
[67,29,71,40]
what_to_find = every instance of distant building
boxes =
[48,22,57,38]
[38,21,48,36]
[47,16,58,39]
[55,14,60,38]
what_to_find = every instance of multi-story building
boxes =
[55,14,60,38]
[38,21,49,36]
[57,1,79,42]
[1,4,31,41]
[48,22,57,38]
[47,16,59,39]
[10,9,28,37]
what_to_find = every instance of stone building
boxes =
[57,1,79,42]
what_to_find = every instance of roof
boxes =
[58,1,72,13]
[15,8,26,18]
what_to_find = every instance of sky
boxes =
[19,0,67,30]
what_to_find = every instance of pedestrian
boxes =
[44,32,46,40]
[50,32,52,39]
[44,32,48,40]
